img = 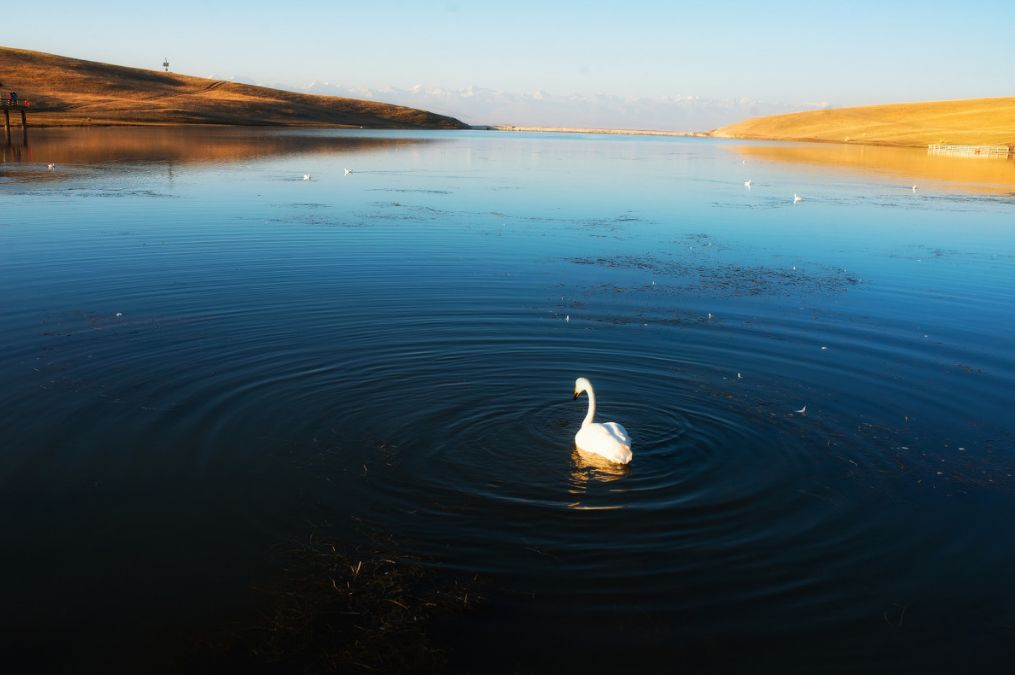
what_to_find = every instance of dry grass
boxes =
[713,98,1015,147]
[1,46,466,129]
[199,533,479,674]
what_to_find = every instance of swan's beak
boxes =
[573,391,580,400]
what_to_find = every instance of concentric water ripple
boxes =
[2,128,1014,672]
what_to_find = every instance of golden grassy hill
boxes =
[712,98,1015,147]
[0,46,467,129]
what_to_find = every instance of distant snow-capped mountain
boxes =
[212,76,828,131]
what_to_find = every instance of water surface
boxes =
[2,128,1014,673]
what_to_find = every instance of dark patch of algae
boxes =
[194,533,481,674]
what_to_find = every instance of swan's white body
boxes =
[344,168,353,175]
[303,174,311,181]
[744,179,752,188]
[793,193,803,203]
[573,377,632,465]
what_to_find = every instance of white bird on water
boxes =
[344,168,353,175]
[744,179,752,188]
[911,185,918,191]
[793,193,803,203]
[47,163,55,170]
[303,174,311,181]
[795,405,807,414]
[573,377,632,465]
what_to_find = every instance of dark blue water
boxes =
[2,128,1014,673]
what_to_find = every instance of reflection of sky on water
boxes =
[1,128,1014,673]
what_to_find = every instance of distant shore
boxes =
[490,125,709,138]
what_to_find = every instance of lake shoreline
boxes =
[487,125,1013,150]
[16,120,984,151]
[490,125,710,138]
[19,120,1008,153]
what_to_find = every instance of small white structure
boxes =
[929,144,1012,158]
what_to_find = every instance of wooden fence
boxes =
[2,97,30,145]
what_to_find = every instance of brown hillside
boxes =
[713,98,1015,148]
[0,46,467,129]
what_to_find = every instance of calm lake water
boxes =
[2,128,1014,673]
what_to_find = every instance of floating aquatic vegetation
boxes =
[367,188,453,195]
[568,254,860,296]
[202,533,479,673]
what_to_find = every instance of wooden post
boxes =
[20,107,28,145]
[3,108,10,144]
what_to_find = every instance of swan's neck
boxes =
[582,387,597,427]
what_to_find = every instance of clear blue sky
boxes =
[6,0,1014,104]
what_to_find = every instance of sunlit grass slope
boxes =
[0,46,466,129]
[713,98,1015,147]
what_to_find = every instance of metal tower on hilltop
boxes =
[163,58,170,73]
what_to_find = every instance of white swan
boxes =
[793,193,803,203]
[744,179,752,188]
[573,377,632,465]
[303,174,311,181]
[344,168,353,175]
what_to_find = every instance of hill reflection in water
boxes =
[731,142,1015,193]
[0,126,440,167]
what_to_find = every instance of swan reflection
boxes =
[567,448,628,510]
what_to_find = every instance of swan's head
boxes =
[573,377,593,400]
